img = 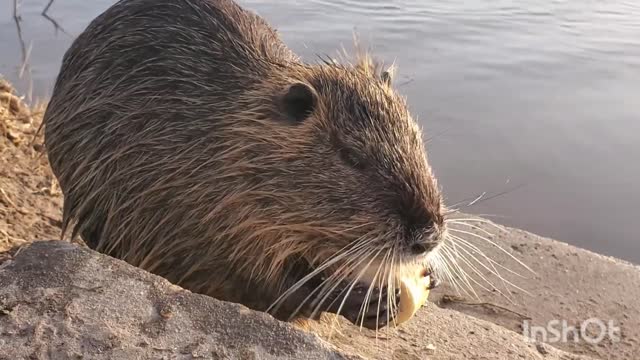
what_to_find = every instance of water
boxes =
[1,0,639,263]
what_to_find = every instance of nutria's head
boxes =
[221,56,446,294]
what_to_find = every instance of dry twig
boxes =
[0,188,30,215]
[42,0,71,36]
[441,294,531,320]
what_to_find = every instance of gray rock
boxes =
[0,240,601,360]
[0,240,359,360]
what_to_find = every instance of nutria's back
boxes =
[44,0,446,330]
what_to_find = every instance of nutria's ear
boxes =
[381,65,396,86]
[279,82,317,123]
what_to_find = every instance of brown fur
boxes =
[43,0,445,327]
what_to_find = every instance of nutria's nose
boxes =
[409,242,428,255]
[409,239,439,255]
[407,222,443,255]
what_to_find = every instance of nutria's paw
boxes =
[427,273,440,290]
[423,267,441,290]
[323,282,401,330]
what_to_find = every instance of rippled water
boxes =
[1,0,639,262]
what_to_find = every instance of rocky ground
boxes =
[1,77,638,359]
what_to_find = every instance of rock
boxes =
[0,240,597,360]
[537,342,550,355]
[0,240,359,360]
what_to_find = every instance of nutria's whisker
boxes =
[435,245,475,298]
[437,216,534,302]
[274,247,360,312]
[430,250,463,296]
[357,248,389,331]
[466,192,487,207]
[374,250,391,337]
[439,244,480,299]
[446,217,508,233]
[391,244,401,329]
[326,247,383,338]
[445,184,527,212]
[328,247,382,319]
[446,220,496,237]
[449,233,528,280]
[450,239,530,298]
[268,234,373,316]
[297,239,376,320]
[379,245,392,332]
[294,261,355,321]
[443,241,523,303]
[448,228,535,275]
[291,232,378,316]
[366,247,390,339]
[443,238,511,299]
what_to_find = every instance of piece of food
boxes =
[395,268,431,325]
[346,263,432,326]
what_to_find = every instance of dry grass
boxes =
[0,77,62,257]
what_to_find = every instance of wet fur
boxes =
[43,0,444,325]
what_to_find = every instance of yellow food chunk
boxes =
[395,271,431,325]
[346,263,432,326]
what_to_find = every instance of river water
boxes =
[1,0,639,263]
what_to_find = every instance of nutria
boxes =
[43,0,446,330]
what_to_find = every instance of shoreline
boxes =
[1,78,638,359]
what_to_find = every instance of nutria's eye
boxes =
[280,82,317,123]
[339,147,368,171]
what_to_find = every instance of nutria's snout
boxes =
[401,201,446,257]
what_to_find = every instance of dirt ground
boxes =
[1,76,638,359]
